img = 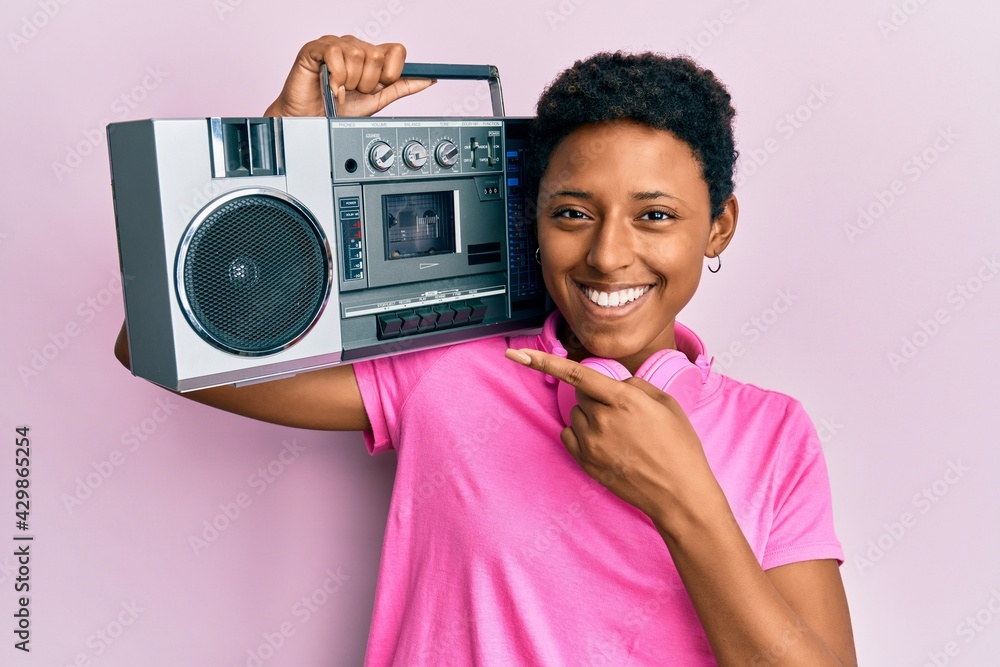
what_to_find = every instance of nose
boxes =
[586,214,635,274]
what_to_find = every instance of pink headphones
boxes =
[536,311,713,424]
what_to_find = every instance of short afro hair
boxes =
[525,51,738,221]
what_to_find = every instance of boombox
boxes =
[108,64,547,392]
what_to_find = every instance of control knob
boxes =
[435,140,460,168]
[368,141,395,171]
[402,141,428,169]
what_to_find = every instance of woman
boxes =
[116,35,857,665]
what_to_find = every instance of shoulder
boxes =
[705,371,813,427]
[694,371,822,475]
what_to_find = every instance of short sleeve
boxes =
[352,346,452,456]
[761,401,845,569]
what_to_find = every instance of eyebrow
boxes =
[546,189,680,202]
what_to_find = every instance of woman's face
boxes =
[536,120,736,372]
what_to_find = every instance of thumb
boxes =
[372,77,436,112]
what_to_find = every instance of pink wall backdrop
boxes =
[3,0,999,664]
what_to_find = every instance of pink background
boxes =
[3,0,999,664]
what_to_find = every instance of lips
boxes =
[575,282,652,308]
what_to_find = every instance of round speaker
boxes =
[176,189,331,356]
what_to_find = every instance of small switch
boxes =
[400,311,420,335]
[487,135,499,166]
[377,314,403,339]
[452,304,472,326]
[433,305,455,328]
[416,308,438,333]
[468,300,488,324]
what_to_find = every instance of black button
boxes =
[433,305,455,328]
[416,308,438,333]
[468,300,487,324]
[400,311,420,335]
[452,304,472,326]
[377,314,403,339]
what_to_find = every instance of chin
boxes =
[566,328,645,361]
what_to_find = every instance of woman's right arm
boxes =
[114,323,371,431]
[112,35,434,432]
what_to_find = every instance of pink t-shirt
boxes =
[352,320,843,666]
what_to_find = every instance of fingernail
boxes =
[505,349,531,366]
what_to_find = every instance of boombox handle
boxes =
[321,62,505,118]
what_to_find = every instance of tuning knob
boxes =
[368,141,394,171]
[402,141,428,169]
[435,140,459,168]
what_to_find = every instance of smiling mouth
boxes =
[575,282,652,308]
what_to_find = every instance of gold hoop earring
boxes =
[708,250,722,274]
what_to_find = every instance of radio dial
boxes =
[402,141,428,169]
[435,140,460,168]
[368,141,395,171]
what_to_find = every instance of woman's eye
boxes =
[553,209,588,220]
[641,210,674,222]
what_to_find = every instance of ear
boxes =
[706,195,738,258]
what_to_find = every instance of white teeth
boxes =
[580,284,649,308]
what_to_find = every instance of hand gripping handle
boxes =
[321,62,505,118]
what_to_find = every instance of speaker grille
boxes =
[178,191,330,356]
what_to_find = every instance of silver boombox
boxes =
[108,63,546,392]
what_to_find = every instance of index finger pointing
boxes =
[505,348,623,406]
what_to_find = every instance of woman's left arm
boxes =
[650,485,857,666]
[506,348,858,666]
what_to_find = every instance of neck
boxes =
[557,318,678,376]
